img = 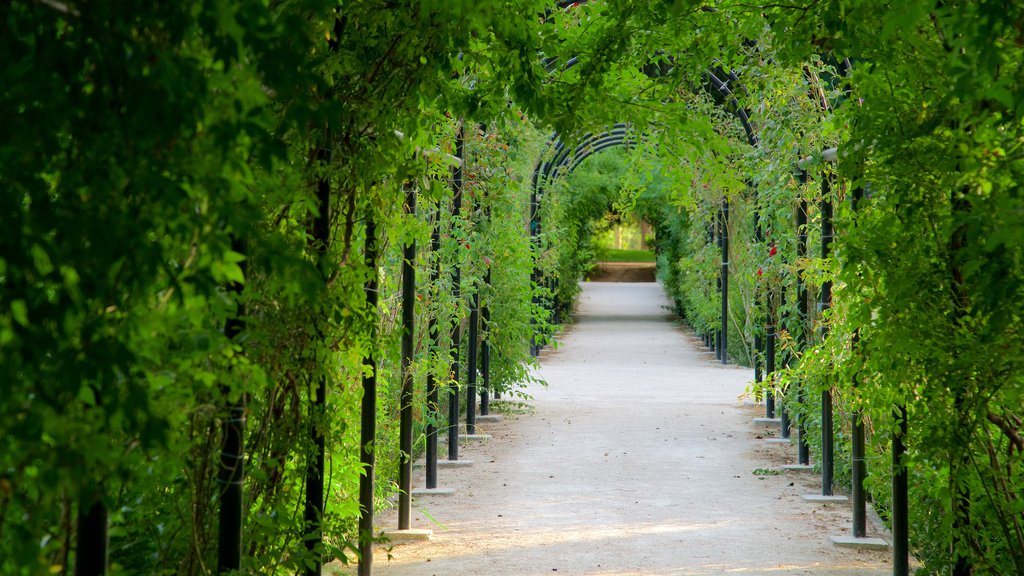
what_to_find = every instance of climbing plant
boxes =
[6,1,1024,574]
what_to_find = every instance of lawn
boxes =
[597,249,656,262]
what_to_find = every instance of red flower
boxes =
[756,267,763,277]
[768,245,777,257]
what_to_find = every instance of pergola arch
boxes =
[528,65,760,360]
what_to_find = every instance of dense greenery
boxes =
[4,1,1024,574]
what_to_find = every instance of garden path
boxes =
[342,282,891,575]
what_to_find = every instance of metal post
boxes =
[851,404,866,536]
[820,169,835,496]
[466,290,479,435]
[712,218,718,357]
[75,495,108,576]
[304,175,330,575]
[720,197,729,365]
[358,216,378,576]
[753,330,763,382]
[850,187,866,538]
[778,286,794,438]
[529,141,542,358]
[796,177,810,465]
[304,376,327,573]
[398,186,416,530]
[480,163,493,413]
[218,235,247,574]
[765,324,776,419]
[425,203,441,489]
[480,267,492,416]
[821,397,834,495]
[779,358,791,438]
[448,125,464,461]
[753,206,763,389]
[892,404,909,576]
[466,154,481,433]
[778,292,790,439]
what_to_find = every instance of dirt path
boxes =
[342,282,892,575]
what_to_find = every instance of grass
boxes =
[597,248,656,262]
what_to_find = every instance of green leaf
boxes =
[31,244,53,276]
[10,300,28,327]
[78,385,97,406]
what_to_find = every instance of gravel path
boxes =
[344,282,892,575]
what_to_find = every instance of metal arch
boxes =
[548,126,632,183]
[532,69,760,195]
[530,1,763,364]
[702,68,759,148]
[568,138,642,173]
[533,123,633,197]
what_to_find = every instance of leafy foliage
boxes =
[5,1,1024,574]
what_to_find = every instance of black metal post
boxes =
[820,169,835,496]
[448,287,462,463]
[425,203,442,489]
[466,290,479,435]
[765,324,776,419]
[480,165,493,413]
[776,282,791,439]
[466,154,481,434]
[720,197,729,365]
[75,494,108,576]
[480,266,492,416]
[796,177,811,465]
[851,403,866,536]
[850,187,866,538]
[448,126,464,461]
[753,206,763,390]
[715,210,722,361]
[358,216,378,576]
[398,186,416,530]
[778,302,790,439]
[529,143,543,357]
[753,331,763,382]
[304,376,327,574]
[893,404,909,576]
[304,174,330,575]
[218,234,247,574]
[779,362,791,438]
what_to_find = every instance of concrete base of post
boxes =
[752,417,782,424]
[381,528,433,543]
[830,535,889,550]
[438,458,474,467]
[412,487,455,497]
[440,433,491,443]
[475,414,502,423]
[781,464,814,472]
[765,438,790,444]
[414,459,474,470]
[802,494,849,503]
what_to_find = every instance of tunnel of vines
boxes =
[4,1,1024,575]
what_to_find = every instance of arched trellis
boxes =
[528,67,759,360]
[527,52,912,570]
